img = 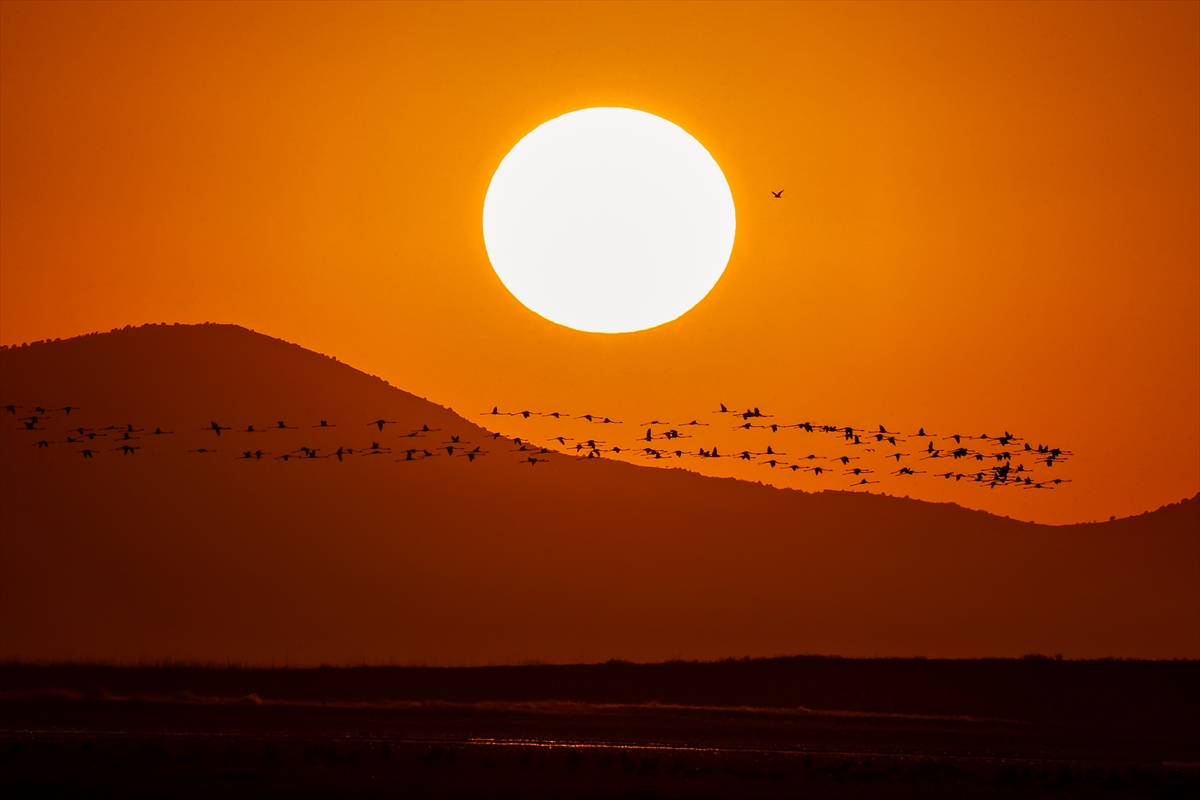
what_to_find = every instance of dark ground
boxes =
[1,657,1196,798]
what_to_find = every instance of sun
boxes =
[483,108,736,334]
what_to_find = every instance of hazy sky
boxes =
[2,1,1197,524]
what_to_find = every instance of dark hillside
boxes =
[2,324,1196,663]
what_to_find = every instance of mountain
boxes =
[1,324,1196,664]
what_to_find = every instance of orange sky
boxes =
[2,0,1197,525]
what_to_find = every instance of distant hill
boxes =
[1,324,1196,664]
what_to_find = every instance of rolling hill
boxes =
[1,324,1196,664]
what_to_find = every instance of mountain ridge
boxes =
[2,323,1196,664]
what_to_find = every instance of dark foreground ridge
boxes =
[1,658,1197,798]
[4,656,1198,729]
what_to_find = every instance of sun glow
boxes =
[483,108,736,334]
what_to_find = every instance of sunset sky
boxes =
[2,1,1197,525]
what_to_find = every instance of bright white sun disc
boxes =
[483,108,736,333]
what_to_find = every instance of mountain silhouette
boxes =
[1,324,1196,665]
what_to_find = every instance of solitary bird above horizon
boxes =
[771,190,783,198]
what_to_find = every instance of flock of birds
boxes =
[477,405,1074,490]
[6,401,1074,491]
[4,405,490,465]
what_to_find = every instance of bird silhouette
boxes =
[188,448,215,454]
[59,406,79,415]
[4,405,20,415]
[113,445,140,455]
[892,467,925,476]
[314,420,335,428]
[368,419,396,431]
[207,421,231,436]
[273,421,298,430]
[80,449,94,458]
[148,427,174,435]
[771,190,784,198]
[576,414,622,424]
